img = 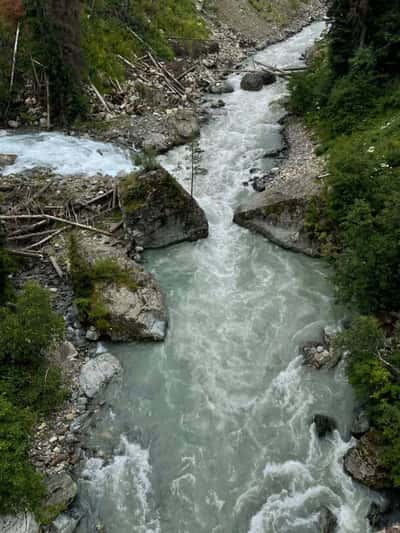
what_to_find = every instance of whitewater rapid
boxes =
[0,22,379,533]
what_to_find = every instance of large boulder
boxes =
[167,108,200,145]
[45,473,78,509]
[313,414,337,438]
[234,192,321,257]
[120,167,208,249]
[318,507,337,533]
[71,236,167,342]
[241,72,263,91]
[52,513,79,533]
[343,431,392,490]
[0,514,39,533]
[80,351,122,399]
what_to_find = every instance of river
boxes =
[0,21,377,533]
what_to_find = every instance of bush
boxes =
[0,282,64,365]
[335,317,400,486]
[0,396,45,514]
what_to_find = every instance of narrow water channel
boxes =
[76,23,376,533]
[0,22,377,533]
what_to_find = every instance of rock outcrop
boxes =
[120,167,209,249]
[234,192,320,257]
[52,513,80,533]
[376,526,400,533]
[313,414,337,438]
[72,235,168,342]
[0,514,39,533]
[343,431,392,490]
[80,350,122,399]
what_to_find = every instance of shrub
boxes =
[0,282,64,365]
[0,396,45,514]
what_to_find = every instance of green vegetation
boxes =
[335,317,400,486]
[290,0,400,489]
[0,276,66,515]
[0,0,207,123]
[248,0,307,24]
[68,234,138,333]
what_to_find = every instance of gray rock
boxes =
[120,167,208,249]
[142,133,169,154]
[376,526,400,533]
[0,514,39,533]
[351,410,370,439]
[52,513,79,533]
[80,352,122,398]
[313,414,337,438]
[209,81,234,94]
[55,341,78,362]
[45,473,78,509]
[167,108,200,145]
[323,324,343,346]
[86,326,100,342]
[0,154,17,167]
[343,431,392,490]
[8,120,19,129]
[240,72,264,91]
[319,507,337,533]
[302,342,341,369]
[234,192,321,257]
[261,71,277,85]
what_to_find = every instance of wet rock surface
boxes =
[344,431,392,490]
[318,507,338,533]
[313,414,337,438]
[302,341,342,369]
[351,409,370,439]
[80,351,122,399]
[120,166,209,249]
[0,514,39,533]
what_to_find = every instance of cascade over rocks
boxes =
[120,167,209,249]
[233,192,321,257]
[343,431,392,490]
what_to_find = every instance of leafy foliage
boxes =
[335,318,400,486]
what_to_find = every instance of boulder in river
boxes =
[167,108,200,145]
[209,80,234,94]
[343,431,392,490]
[233,192,321,257]
[40,473,78,524]
[0,154,17,167]
[302,342,341,369]
[318,507,337,533]
[368,497,400,531]
[241,72,264,91]
[313,414,337,438]
[80,351,122,399]
[120,167,209,249]
[0,514,39,533]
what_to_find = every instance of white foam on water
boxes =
[0,131,134,176]
[82,435,160,533]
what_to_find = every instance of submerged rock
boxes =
[80,352,122,399]
[313,414,337,438]
[120,167,208,249]
[318,507,337,533]
[0,514,39,533]
[343,431,392,490]
[234,192,321,257]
